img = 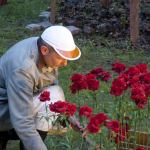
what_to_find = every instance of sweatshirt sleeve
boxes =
[6,68,47,150]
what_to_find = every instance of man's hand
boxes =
[67,116,83,132]
[67,116,96,147]
[82,128,89,138]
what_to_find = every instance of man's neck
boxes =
[37,54,45,71]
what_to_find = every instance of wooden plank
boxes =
[50,0,57,24]
[100,0,111,8]
[0,0,7,5]
[130,0,140,46]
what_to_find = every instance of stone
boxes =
[65,19,77,26]
[145,23,150,32]
[90,20,99,27]
[83,25,95,34]
[97,23,112,33]
[25,24,42,31]
[46,6,50,11]
[66,26,81,35]
[39,11,50,21]
[66,0,81,5]
[38,21,52,29]
[57,16,63,22]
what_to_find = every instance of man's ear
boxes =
[40,46,49,56]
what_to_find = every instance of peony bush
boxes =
[40,61,150,149]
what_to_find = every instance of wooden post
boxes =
[50,0,57,24]
[0,0,7,6]
[130,0,140,46]
[100,0,111,9]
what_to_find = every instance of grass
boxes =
[0,0,49,53]
[1,0,150,150]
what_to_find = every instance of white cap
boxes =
[41,25,81,60]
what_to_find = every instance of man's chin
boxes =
[48,66,58,69]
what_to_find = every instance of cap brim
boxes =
[54,46,81,60]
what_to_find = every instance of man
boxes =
[0,25,81,150]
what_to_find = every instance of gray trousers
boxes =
[0,129,47,150]
[0,85,65,150]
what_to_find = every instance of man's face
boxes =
[41,45,68,69]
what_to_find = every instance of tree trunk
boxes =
[100,0,111,8]
[50,0,57,24]
[130,0,140,46]
[0,0,7,6]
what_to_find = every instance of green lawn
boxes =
[1,0,150,150]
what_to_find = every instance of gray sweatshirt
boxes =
[0,37,58,150]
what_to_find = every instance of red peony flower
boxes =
[86,113,108,134]
[49,101,76,116]
[144,84,150,96]
[136,64,148,73]
[100,71,111,82]
[87,117,100,134]
[115,128,128,143]
[110,77,128,96]
[70,83,79,94]
[125,66,140,77]
[143,72,150,84]
[79,105,93,118]
[39,91,50,102]
[110,86,124,96]
[94,113,108,125]
[87,79,100,91]
[131,84,148,109]
[70,73,100,93]
[86,73,97,80]
[49,101,67,113]
[112,61,126,74]
[135,99,147,109]
[136,147,146,150]
[70,73,88,94]
[87,122,100,134]
[131,84,147,102]
[116,77,128,91]
[106,120,120,133]
[70,73,85,82]
[77,80,88,90]
[65,102,77,116]
[90,67,104,78]
[86,74,100,91]
[128,75,140,86]
[90,67,111,81]
[119,73,130,84]
[70,81,88,94]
